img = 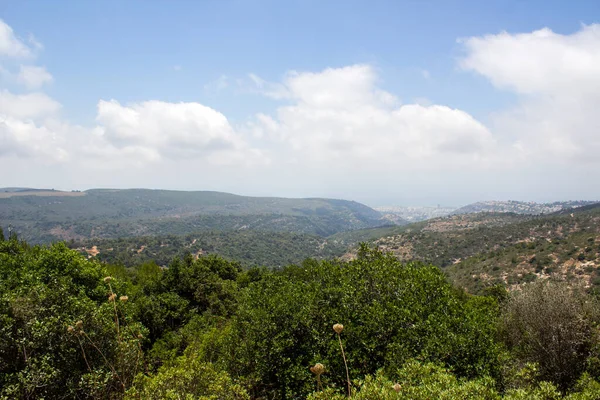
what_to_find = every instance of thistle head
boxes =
[75,320,83,329]
[137,333,144,339]
[333,323,344,334]
[108,293,117,302]
[310,363,325,375]
[67,325,75,334]
[393,383,401,392]
[119,295,128,302]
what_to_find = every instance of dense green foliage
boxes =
[224,246,501,398]
[3,229,600,399]
[71,230,347,268]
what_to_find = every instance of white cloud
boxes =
[0,90,61,119]
[17,65,53,88]
[460,25,600,96]
[0,19,33,58]
[93,99,265,165]
[251,65,494,171]
[460,24,600,165]
[0,116,68,162]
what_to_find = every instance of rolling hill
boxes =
[337,202,600,293]
[0,188,387,243]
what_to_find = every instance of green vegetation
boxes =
[0,189,387,243]
[71,230,347,268]
[4,228,600,399]
[341,204,600,277]
[446,232,600,293]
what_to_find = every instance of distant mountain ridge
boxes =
[0,188,387,243]
[453,200,598,215]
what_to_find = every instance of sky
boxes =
[1,0,599,207]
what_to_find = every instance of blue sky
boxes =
[1,1,600,205]
[6,0,598,122]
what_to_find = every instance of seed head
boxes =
[67,325,75,334]
[103,276,112,283]
[137,333,144,339]
[310,363,325,375]
[108,293,117,302]
[75,320,83,329]
[333,323,344,334]
[119,295,128,302]
[393,383,401,392]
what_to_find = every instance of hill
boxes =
[337,203,600,266]
[71,230,348,268]
[332,211,533,264]
[453,200,597,215]
[0,188,387,243]
[446,204,600,293]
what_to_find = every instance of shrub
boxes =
[500,281,600,391]
[125,348,248,400]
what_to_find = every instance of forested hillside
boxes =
[71,230,347,268]
[0,189,387,242]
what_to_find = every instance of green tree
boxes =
[222,246,501,399]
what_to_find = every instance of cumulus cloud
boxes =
[0,116,68,162]
[0,90,61,119]
[460,24,600,165]
[93,99,265,165]
[17,65,53,88]
[460,25,600,96]
[0,19,33,58]
[251,65,495,171]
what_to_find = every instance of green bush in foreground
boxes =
[307,360,600,400]
[222,245,501,398]
[124,347,249,400]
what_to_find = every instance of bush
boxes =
[125,348,248,400]
[500,281,600,392]
[0,240,144,398]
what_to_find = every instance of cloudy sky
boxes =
[1,0,599,206]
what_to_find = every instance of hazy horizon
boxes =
[1,1,599,206]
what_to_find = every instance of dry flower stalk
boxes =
[334,323,351,397]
